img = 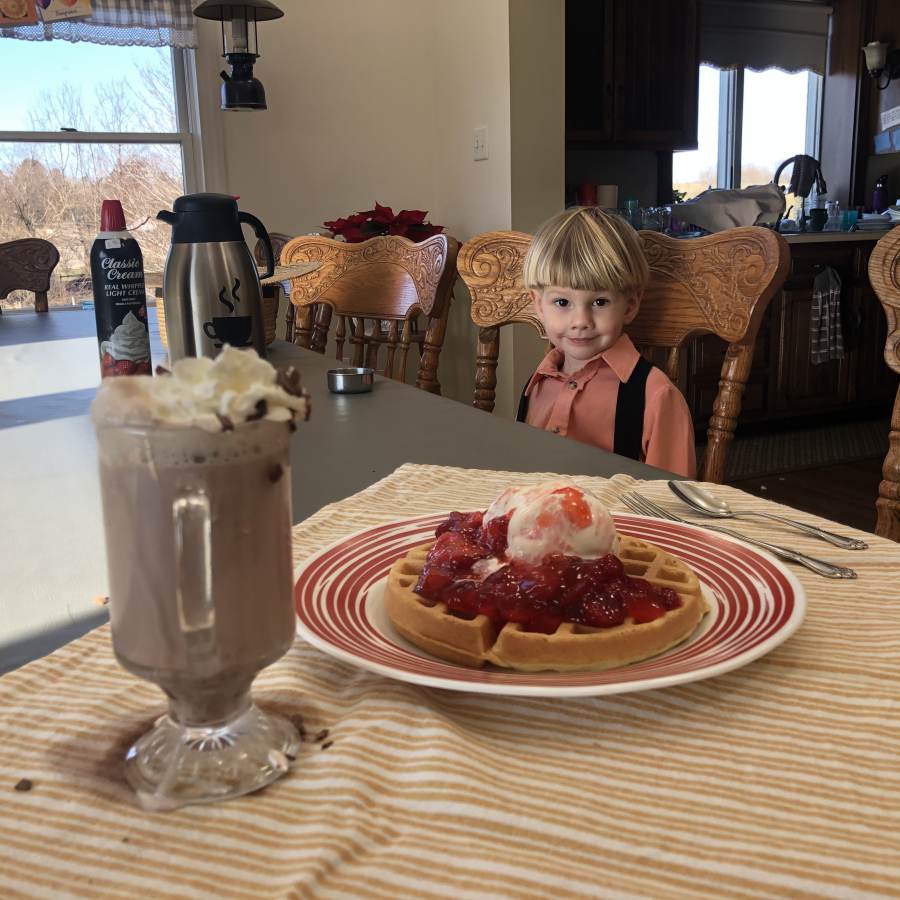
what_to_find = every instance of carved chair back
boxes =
[457,227,789,483]
[0,239,60,313]
[867,225,900,541]
[280,233,459,393]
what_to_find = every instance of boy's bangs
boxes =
[538,236,633,294]
[524,208,648,294]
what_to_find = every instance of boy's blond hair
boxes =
[523,207,649,296]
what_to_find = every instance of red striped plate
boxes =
[294,513,806,696]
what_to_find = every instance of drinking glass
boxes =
[622,199,642,229]
[95,418,300,810]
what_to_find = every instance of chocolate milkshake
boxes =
[92,347,309,810]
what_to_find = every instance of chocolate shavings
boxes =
[247,399,268,422]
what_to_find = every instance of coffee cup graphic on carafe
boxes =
[203,278,254,348]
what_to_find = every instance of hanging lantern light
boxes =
[193,1,285,111]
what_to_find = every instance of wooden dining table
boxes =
[1,309,898,898]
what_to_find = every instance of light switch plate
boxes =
[473,126,488,161]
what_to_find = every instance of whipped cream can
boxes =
[90,199,152,378]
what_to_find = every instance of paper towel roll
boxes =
[596,185,618,208]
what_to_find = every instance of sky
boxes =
[1,38,172,131]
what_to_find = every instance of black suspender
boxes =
[613,355,652,461]
[516,355,654,462]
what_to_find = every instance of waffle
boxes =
[384,536,708,672]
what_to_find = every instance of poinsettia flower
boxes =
[325,204,444,243]
[358,202,395,225]
[395,209,428,226]
[340,224,369,243]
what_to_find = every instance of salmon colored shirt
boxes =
[524,334,697,477]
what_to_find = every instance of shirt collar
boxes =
[524,333,641,395]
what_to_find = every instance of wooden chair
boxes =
[867,225,900,541]
[457,226,789,483]
[280,233,459,394]
[0,238,60,313]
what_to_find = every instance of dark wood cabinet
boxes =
[566,0,699,151]
[565,0,615,142]
[682,238,899,435]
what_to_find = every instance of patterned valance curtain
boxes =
[700,0,832,75]
[0,1,197,48]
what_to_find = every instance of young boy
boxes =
[518,206,696,478]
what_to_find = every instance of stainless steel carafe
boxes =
[157,193,274,361]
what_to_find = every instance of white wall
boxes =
[194,0,564,415]
[204,2,438,235]
[509,0,565,400]
[429,0,514,412]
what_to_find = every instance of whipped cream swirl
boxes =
[106,311,150,362]
[92,347,309,432]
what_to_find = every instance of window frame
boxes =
[0,46,204,194]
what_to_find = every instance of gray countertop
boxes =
[0,309,665,672]
[781,230,888,243]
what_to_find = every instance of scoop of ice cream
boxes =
[91,347,309,431]
[107,311,150,362]
[484,480,618,563]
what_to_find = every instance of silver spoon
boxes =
[668,481,868,551]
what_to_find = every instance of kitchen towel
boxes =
[810,265,844,364]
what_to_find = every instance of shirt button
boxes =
[552,426,561,434]
[567,380,578,390]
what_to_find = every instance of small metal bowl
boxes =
[327,367,375,394]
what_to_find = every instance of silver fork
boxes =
[620,492,856,580]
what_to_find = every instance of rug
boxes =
[699,418,890,482]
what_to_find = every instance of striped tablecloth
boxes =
[1,464,898,899]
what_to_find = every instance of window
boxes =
[672,65,721,201]
[674,64,822,203]
[0,40,200,311]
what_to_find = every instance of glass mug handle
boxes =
[173,491,217,672]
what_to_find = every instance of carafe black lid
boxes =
[159,192,244,244]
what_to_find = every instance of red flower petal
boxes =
[341,225,369,243]
[395,209,428,225]
[362,202,395,224]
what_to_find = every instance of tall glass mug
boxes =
[95,418,299,810]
